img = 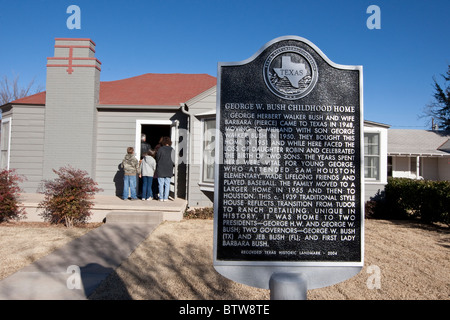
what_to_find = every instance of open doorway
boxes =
[141,124,171,157]
[136,120,180,199]
[139,123,171,200]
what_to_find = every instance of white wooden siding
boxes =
[95,109,187,196]
[8,106,45,192]
[185,88,216,207]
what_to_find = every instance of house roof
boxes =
[438,139,450,153]
[388,129,450,157]
[364,120,390,129]
[5,73,217,107]
[99,73,216,105]
[6,91,46,105]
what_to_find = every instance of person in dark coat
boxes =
[140,134,152,159]
[155,136,174,201]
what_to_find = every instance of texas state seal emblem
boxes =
[263,45,318,100]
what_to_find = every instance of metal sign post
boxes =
[214,36,364,299]
[269,273,308,300]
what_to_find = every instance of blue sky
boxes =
[1,0,449,128]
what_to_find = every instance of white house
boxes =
[388,129,450,181]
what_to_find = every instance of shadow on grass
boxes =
[89,222,268,300]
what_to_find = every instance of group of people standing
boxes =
[121,135,174,202]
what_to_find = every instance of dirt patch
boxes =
[310,219,450,300]
[1,219,448,299]
[90,219,449,300]
[0,222,100,281]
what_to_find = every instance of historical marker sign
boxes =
[213,36,364,289]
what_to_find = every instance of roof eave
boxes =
[388,152,450,157]
[96,104,180,110]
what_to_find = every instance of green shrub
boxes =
[419,180,450,224]
[365,198,382,219]
[38,166,103,227]
[382,178,450,225]
[384,178,420,219]
[0,169,26,222]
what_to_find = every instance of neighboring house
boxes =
[388,129,450,181]
[0,38,391,207]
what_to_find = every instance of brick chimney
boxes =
[43,38,101,179]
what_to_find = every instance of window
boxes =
[202,118,215,184]
[0,118,11,169]
[410,157,417,175]
[387,156,393,177]
[364,133,379,180]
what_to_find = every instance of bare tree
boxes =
[0,74,44,105]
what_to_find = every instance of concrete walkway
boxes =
[0,211,163,300]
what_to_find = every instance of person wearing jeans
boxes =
[158,176,171,201]
[121,147,139,200]
[155,136,174,201]
[140,150,156,200]
[123,174,137,200]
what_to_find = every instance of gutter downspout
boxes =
[180,103,191,208]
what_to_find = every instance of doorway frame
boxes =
[135,119,179,199]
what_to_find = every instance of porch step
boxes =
[105,211,163,224]
[18,194,187,222]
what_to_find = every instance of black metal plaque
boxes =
[214,36,363,266]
